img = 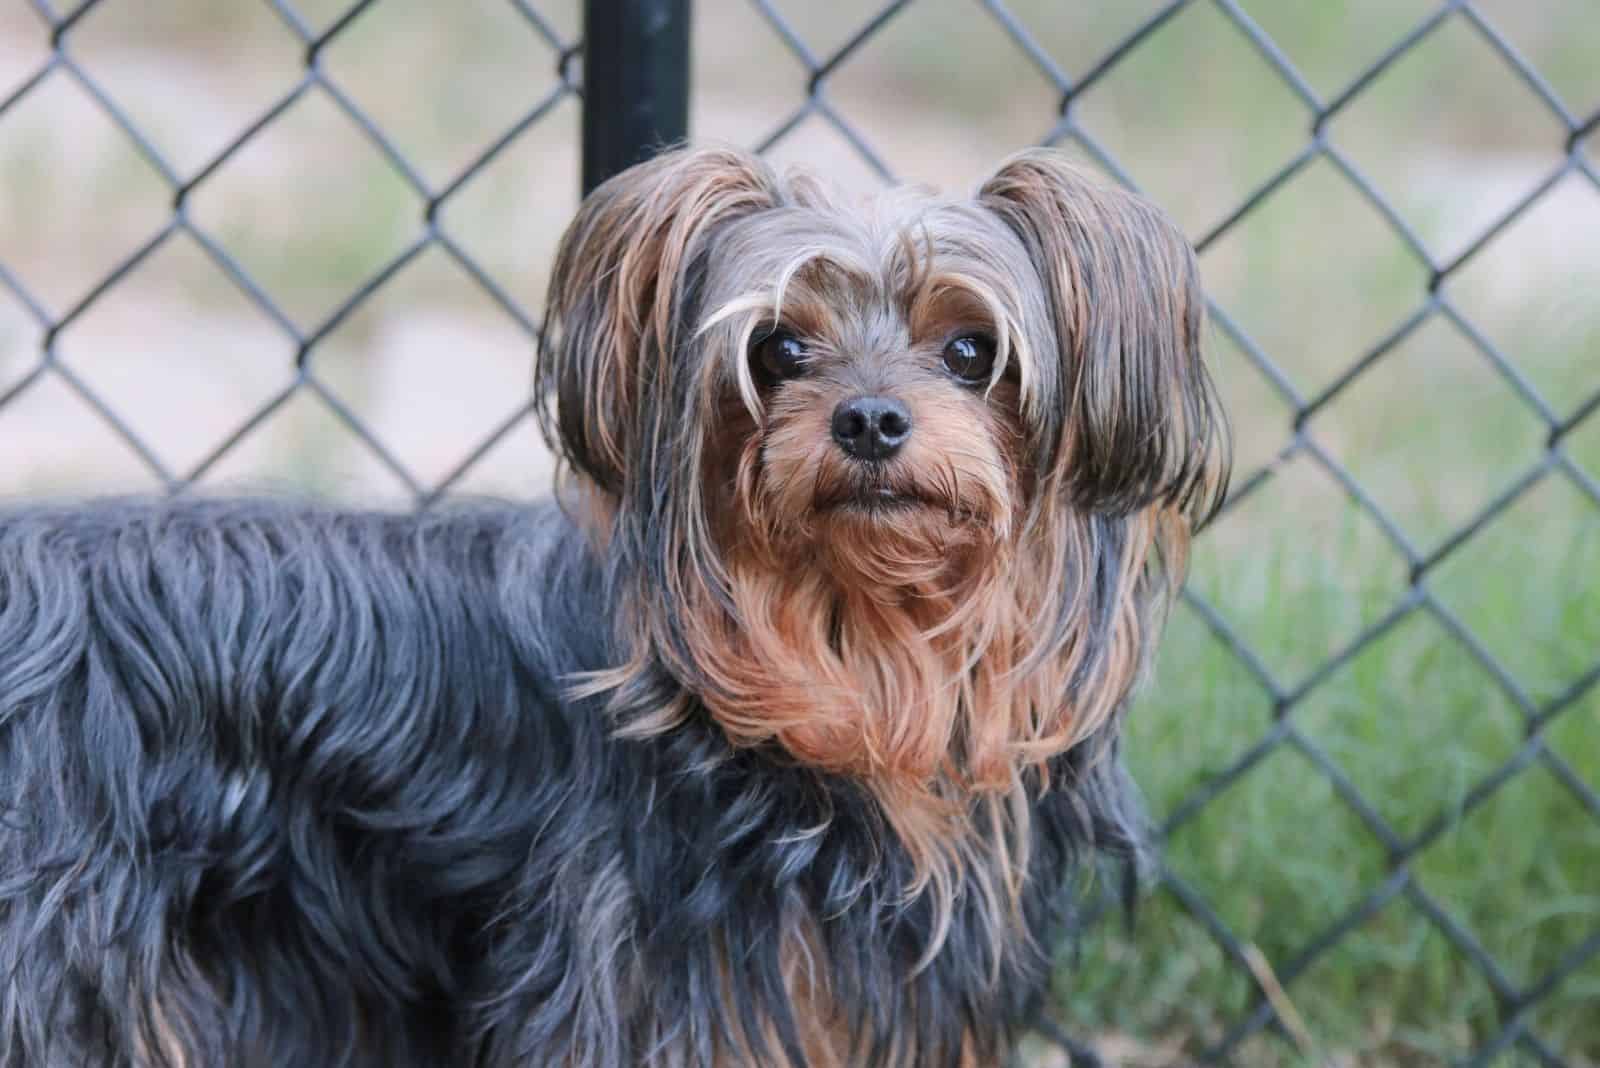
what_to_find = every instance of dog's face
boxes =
[538,147,1227,827]
[696,192,1033,589]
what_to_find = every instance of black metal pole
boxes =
[581,0,692,195]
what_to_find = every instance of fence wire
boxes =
[2,1,1598,1065]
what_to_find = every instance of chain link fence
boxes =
[2,1,1597,1064]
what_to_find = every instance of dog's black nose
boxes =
[831,396,912,461]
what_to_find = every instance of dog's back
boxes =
[0,497,604,1066]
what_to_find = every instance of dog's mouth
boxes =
[814,484,973,523]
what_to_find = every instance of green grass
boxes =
[1051,399,1600,1063]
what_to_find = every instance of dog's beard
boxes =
[700,392,1034,795]
[581,437,1168,963]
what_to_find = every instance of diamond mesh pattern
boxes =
[1,0,577,500]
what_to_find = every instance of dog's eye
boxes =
[751,329,809,381]
[942,334,997,384]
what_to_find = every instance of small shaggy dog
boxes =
[0,146,1227,1066]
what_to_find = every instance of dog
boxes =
[0,145,1227,1067]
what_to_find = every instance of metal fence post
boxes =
[581,0,692,195]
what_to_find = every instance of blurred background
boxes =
[1,1,1597,1064]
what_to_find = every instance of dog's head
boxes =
[537,145,1227,825]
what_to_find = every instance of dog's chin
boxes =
[801,486,1000,588]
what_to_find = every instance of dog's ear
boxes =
[537,146,780,496]
[979,150,1227,523]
